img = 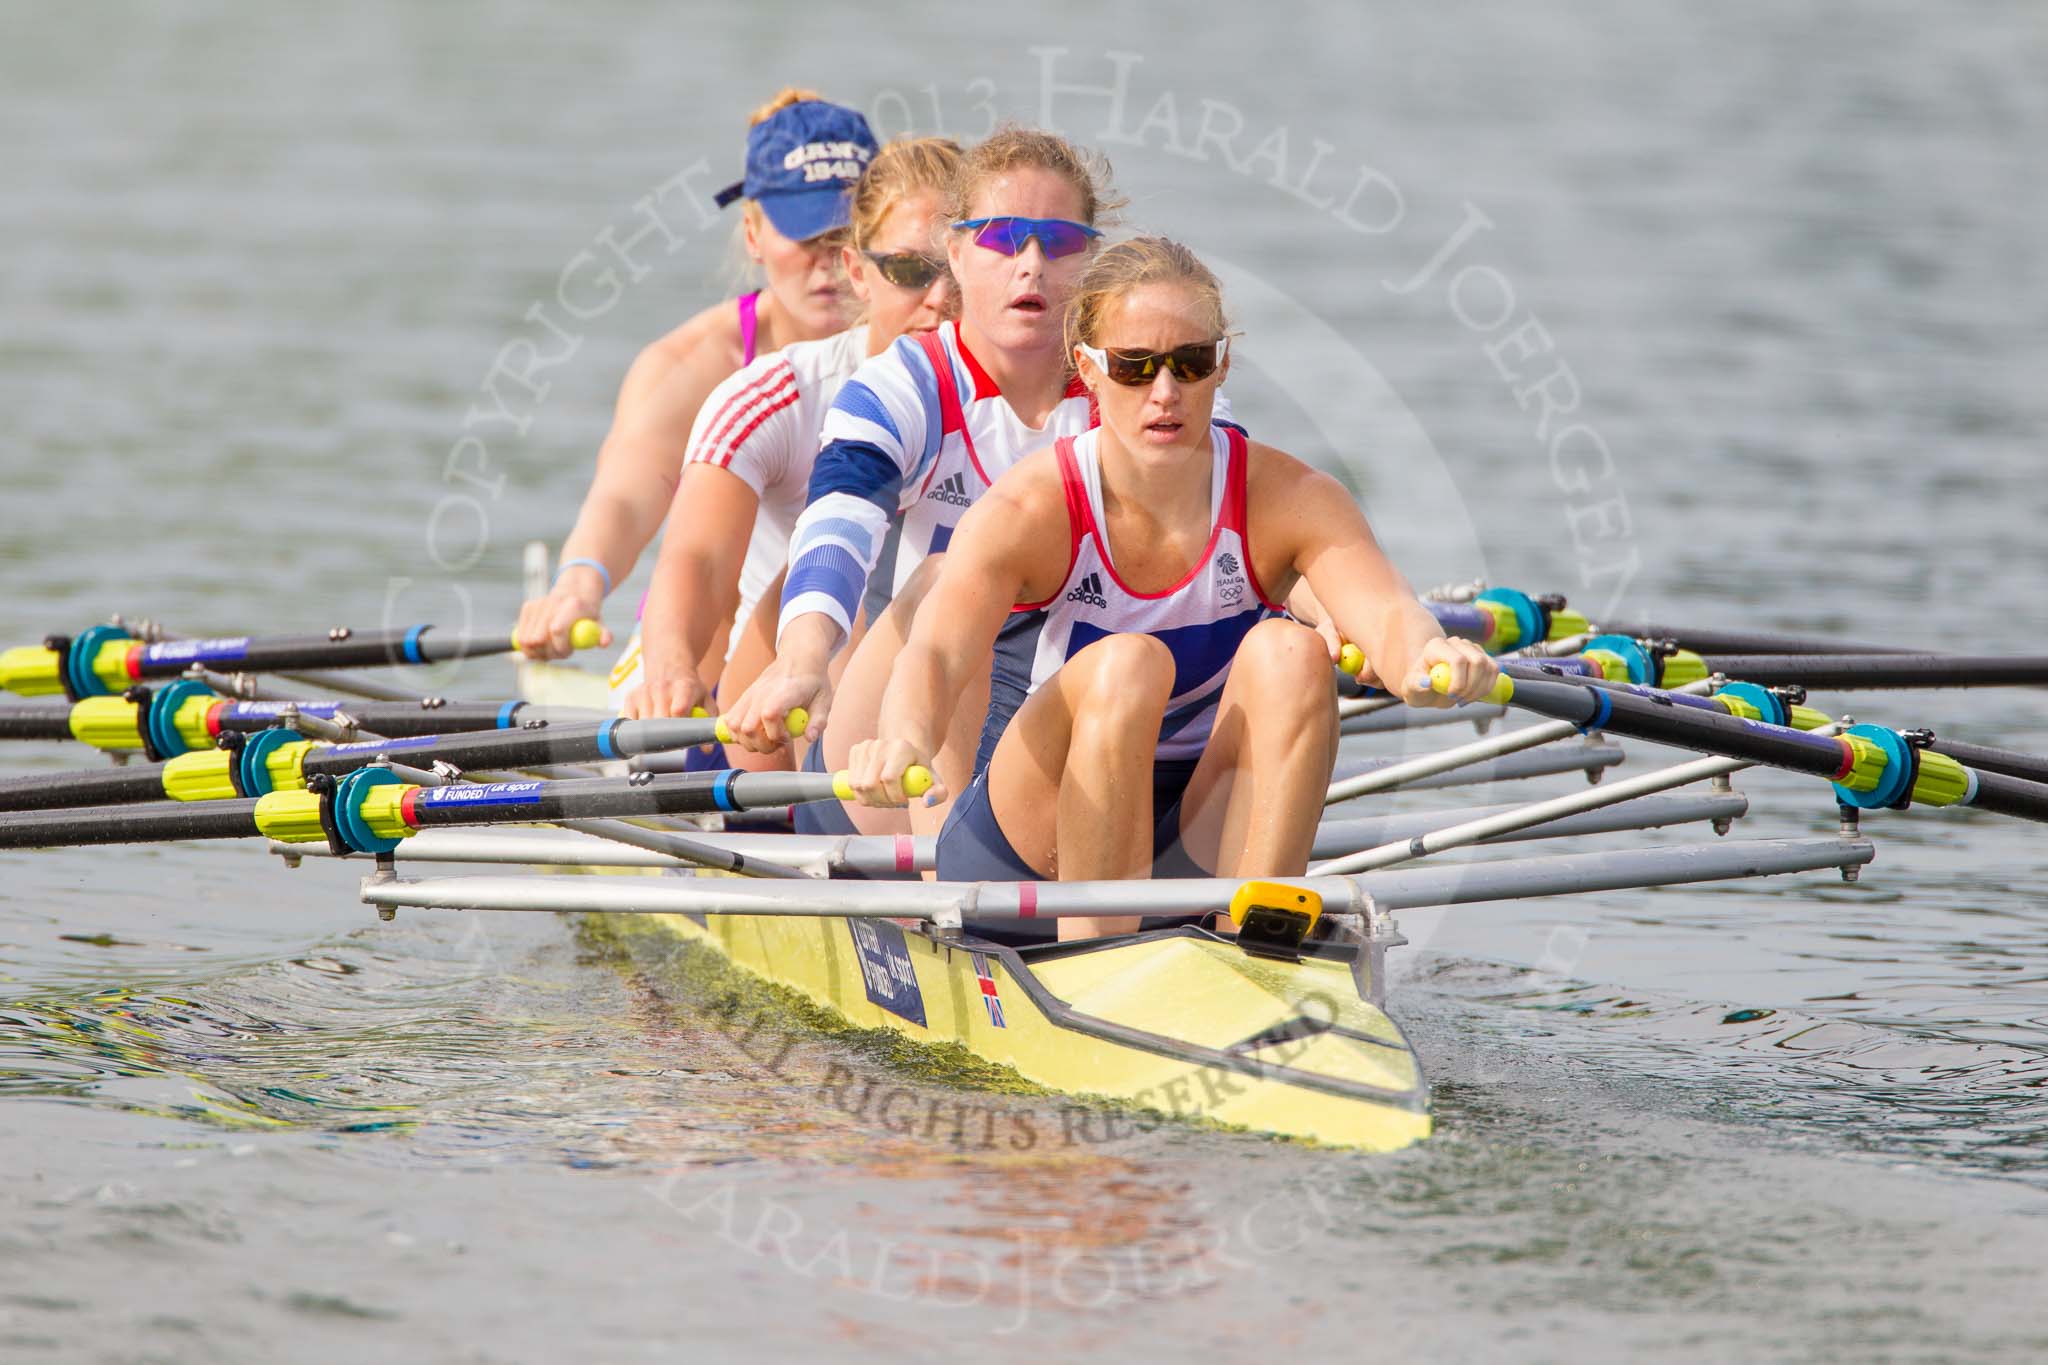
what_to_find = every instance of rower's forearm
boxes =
[645,545,739,675]
[1285,578,1327,627]
[1375,600,1451,687]
[877,642,956,756]
[774,613,844,678]
[559,490,666,583]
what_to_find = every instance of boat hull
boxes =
[516,654,1429,1149]
[632,893,1430,1150]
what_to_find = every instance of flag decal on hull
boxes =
[972,952,1006,1028]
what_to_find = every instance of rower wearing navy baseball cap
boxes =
[714,96,881,242]
[517,88,878,674]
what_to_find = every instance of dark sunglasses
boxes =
[864,250,951,290]
[951,216,1101,260]
[1077,337,1231,386]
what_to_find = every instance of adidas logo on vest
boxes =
[1065,571,1109,609]
[929,472,973,507]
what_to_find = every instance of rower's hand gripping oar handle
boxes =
[831,765,935,803]
[689,707,810,746]
[514,619,605,654]
[692,706,928,802]
[1429,662,1517,706]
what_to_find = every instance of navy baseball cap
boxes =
[713,100,880,242]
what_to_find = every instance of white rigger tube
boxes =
[1311,722,1845,875]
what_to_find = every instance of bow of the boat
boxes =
[1011,928,1430,1150]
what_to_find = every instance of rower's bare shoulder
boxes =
[952,449,1072,603]
[655,297,742,361]
[963,446,1066,533]
[619,328,746,433]
[619,302,742,404]
[1244,439,1345,509]
[996,444,1070,504]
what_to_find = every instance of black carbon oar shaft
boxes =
[1922,736,2048,786]
[0,768,859,851]
[0,717,722,814]
[1967,771,2048,823]
[1694,654,2048,690]
[0,699,577,749]
[4,621,601,700]
[297,717,717,781]
[1507,660,2048,809]
[1469,669,2048,826]
[0,797,270,847]
[300,722,612,782]
[0,766,175,810]
[0,706,75,741]
[122,628,542,679]
[1595,621,1912,655]
[213,701,548,738]
[1498,673,1852,777]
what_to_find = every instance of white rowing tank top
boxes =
[1019,424,1281,761]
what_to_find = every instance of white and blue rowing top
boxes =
[603,324,867,706]
[684,324,868,648]
[1015,424,1280,762]
[778,319,1235,645]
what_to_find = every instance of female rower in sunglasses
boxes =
[613,137,963,777]
[721,128,1238,843]
[841,238,1500,938]
[515,90,877,663]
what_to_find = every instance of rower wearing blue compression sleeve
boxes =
[778,333,943,644]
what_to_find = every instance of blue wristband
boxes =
[557,557,612,597]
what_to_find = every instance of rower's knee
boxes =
[1065,633,1175,727]
[1239,618,1337,714]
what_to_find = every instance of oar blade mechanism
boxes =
[1432,664,2048,824]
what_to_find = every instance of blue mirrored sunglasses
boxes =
[951,216,1102,259]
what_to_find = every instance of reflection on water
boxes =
[1422,955,2048,1186]
[0,917,776,1159]
[4,875,2048,1356]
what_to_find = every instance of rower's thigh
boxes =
[1175,617,1338,872]
[985,633,1175,872]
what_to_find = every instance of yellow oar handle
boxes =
[1428,662,1516,706]
[1337,643,1366,676]
[697,707,810,744]
[829,765,935,802]
[515,619,605,653]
